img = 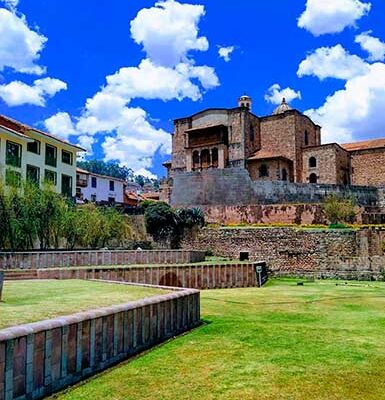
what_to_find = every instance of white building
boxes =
[76,168,125,204]
[0,115,84,197]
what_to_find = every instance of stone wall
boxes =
[182,227,385,280]
[0,272,3,301]
[34,262,266,289]
[351,149,385,186]
[0,250,206,270]
[0,283,200,400]
[171,168,379,207]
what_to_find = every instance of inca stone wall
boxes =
[0,284,200,400]
[0,250,205,270]
[182,227,385,280]
[171,168,379,207]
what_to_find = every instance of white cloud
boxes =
[265,84,302,105]
[44,112,77,140]
[298,0,371,36]
[130,0,208,67]
[218,46,234,62]
[305,63,385,143]
[0,7,47,74]
[135,168,157,180]
[355,31,385,61]
[297,45,369,80]
[45,0,218,177]
[0,77,66,106]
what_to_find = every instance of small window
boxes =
[6,141,22,168]
[91,176,97,188]
[109,180,115,191]
[5,169,21,187]
[240,251,249,261]
[45,169,57,185]
[304,130,309,146]
[61,174,73,197]
[26,165,40,185]
[309,173,318,184]
[45,144,57,167]
[27,140,40,154]
[61,150,73,165]
[259,164,269,178]
[309,157,317,168]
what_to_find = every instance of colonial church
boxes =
[164,95,385,188]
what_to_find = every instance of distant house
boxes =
[0,114,85,197]
[76,168,125,204]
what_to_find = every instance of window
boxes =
[304,130,309,146]
[45,169,57,185]
[61,150,73,165]
[259,164,269,177]
[61,174,73,197]
[45,144,57,167]
[282,168,288,181]
[6,141,21,168]
[309,173,318,184]
[109,180,115,191]
[309,157,317,168]
[212,148,219,168]
[5,170,21,187]
[192,151,200,170]
[26,165,40,185]
[27,140,40,154]
[91,194,97,202]
[91,176,97,188]
[108,197,115,204]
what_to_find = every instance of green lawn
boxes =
[0,280,168,329]
[53,279,385,400]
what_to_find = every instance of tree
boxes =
[322,195,357,226]
[78,160,134,181]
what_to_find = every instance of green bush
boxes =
[322,195,357,226]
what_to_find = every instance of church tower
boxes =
[238,94,252,111]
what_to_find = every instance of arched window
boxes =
[259,164,269,178]
[309,157,317,168]
[282,168,288,181]
[309,173,318,184]
[212,148,219,168]
[201,149,210,169]
[192,151,200,170]
[304,130,309,146]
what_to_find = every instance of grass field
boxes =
[53,279,385,400]
[0,280,167,329]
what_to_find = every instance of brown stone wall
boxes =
[248,159,293,182]
[0,250,206,270]
[227,109,245,167]
[302,144,350,184]
[182,227,385,279]
[0,284,200,400]
[172,118,190,172]
[351,149,385,186]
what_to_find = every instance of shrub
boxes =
[322,195,357,226]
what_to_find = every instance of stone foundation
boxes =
[182,227,385,280]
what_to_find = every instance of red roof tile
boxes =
[341,138,385,152]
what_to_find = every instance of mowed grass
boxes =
[53,279,385,400]
[0,280,168,329]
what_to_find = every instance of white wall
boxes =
[80,174,124,203]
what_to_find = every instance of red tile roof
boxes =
[248,150,291,161]
[341,138,385,152]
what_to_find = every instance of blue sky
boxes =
[1,0,385,178]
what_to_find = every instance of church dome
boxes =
[273,98,292,115]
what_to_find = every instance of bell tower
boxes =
[238,94,252,111]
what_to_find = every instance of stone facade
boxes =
[182,227,385,280]
[350,148,385,186]
[0,283,200,400]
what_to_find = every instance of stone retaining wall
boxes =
[0,283,200,400]
[0,250,205,270]
[0,272,3,301]
[35,262,266,289]
[182,227,385,280]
